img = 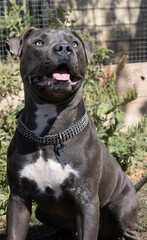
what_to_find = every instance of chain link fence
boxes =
[0,0,5,61]
[0,0,147,63]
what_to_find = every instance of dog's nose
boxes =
[54,43,73,56]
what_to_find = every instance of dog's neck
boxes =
[21,86,85,136]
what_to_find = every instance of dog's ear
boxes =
[72,31,94,61]
[5,27,36,57]
[83,40,94,60]
[5,37,22,57]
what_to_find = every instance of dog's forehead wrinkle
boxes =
[31,29,78,44]
[58,32,74,41]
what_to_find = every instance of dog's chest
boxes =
[20,151,78,199]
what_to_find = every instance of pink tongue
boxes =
[53,69,70,81]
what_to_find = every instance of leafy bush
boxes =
[83,51,146,171]
[7,0,33,37]
[56,5,76,29]
[0,60,21,101]
[0,103,24,214]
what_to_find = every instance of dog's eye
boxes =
[72,41,78,48]
[36,40,43,46]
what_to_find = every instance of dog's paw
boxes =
[123,229,140,240]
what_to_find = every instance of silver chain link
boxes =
[17,111,89,145]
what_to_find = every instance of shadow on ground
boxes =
[0,224,55,240]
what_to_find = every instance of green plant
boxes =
[94,47,113,65]
[0,60,21,101]
[83,49,146,171]
[41,3,76,29]
[56,5,76,29]
[0,102,24,214]
[127,115,147,161]
[7,0,33,37]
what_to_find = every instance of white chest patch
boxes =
[20,152,78,199]
[35,103,58,135]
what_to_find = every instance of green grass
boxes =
[138,184,147,239]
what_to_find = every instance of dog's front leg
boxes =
[6,193,32,240]
[76,195,99,240]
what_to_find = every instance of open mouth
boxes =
[30,64,79,87]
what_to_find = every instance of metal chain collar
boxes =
[17,111,89,145]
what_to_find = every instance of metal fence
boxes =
[0,0,67,60]
[0,0,147,63]
[0,0,5,61]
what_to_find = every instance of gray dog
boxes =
[6,28,146,240]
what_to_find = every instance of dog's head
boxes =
[6,28,94,102]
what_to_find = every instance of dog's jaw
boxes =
[29,63,82,88]
[21,62,84,104]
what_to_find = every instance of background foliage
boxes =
[0,0,146,215]
[6,0,33,37]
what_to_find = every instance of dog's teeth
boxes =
[33,77,39,83]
